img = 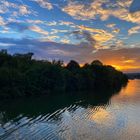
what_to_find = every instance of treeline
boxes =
[0,50,128,99]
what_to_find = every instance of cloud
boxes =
[31,0,53,10]
[19,5,31,15]
[46,21,57,26]
[106,24,116,29]
[0,0,33,16]
[74,25,114,49]
[6,21,49,36]
[92,48,140,72]
[72,30,94,43]
[0,16,6,26]
[59,21,74,26]
[2,19,69,39]
[26,19,44,24]
[126,11,140,24]
[62,0,140,25]
[123,59,135,63]
[29,25,49,35]
[45,20,76,28]
[47,49,72,56]
[12,5,35,17]
[60,39,70,44]
[0,37,140,72]
[128,25,140,35]
[62,2,87,20]
[0,37,94,62]
[0,0,17,14]
[40,36,59,41]
[117,0,133,8]
[78,25,110,34]
[50,29,68,34]
[0,42,15,47]
[7,22,29,32]
[112,28,120,34]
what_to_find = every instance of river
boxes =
[0,80,140,140]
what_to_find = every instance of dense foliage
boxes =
[0,50,128,99]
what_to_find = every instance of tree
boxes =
[66,60,80,72]
[14,52,34,60]
[0,50,128,99]
[91,60,103,66]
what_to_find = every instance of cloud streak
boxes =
[31,0,53,10]
[128,25,140,35]
[62,0,140,25]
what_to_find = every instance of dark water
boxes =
[0,80,140,140]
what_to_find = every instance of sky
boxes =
[0,0,140,72]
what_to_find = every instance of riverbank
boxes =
[0,50,128,99]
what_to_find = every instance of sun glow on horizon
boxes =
[103,58,140,72]
[111,64,140,72]
[0,0,140,72]
[112,65,122,71]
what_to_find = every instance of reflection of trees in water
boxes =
[0,85,126,124]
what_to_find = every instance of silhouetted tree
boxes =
[0,50,128,99]
[66,60,80,72]
[91,60,103,66]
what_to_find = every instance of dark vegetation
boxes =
[0,49,128,99]
[126,73,140,79]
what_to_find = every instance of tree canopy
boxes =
[0,49,128,99]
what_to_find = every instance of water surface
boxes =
[0,80,140,140]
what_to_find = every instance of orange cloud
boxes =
[87,48,140,72]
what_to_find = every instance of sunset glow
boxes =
[0,0,140,72]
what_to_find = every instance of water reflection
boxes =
[0,80,140,140]
[120,80,139,96]
[0,92,113,124]
[113,79,140,103]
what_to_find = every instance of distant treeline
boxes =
[0,50,128,99]
[126,73,140,79]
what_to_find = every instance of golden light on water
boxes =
[89,107,114,125]
[120,80,139,97]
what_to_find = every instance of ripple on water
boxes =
[0,80,140,140]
